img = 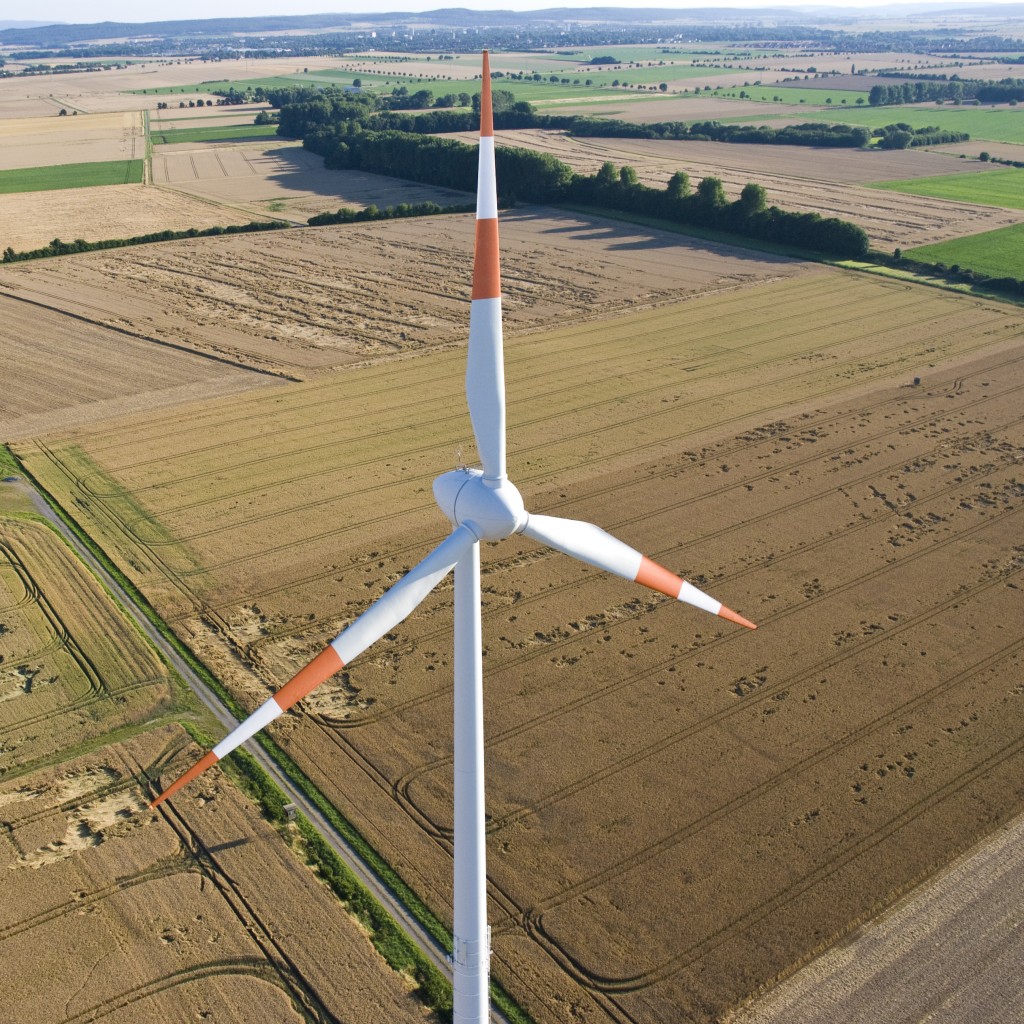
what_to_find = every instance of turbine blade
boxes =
[521,514,756,629]
[466,49,507,482]
[150,525,478,808]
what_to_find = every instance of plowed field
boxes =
[447,129,1024,249]
[18,269,1024,1023]
[0,726,426,1023]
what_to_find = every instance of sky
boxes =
[17,0,1024,27]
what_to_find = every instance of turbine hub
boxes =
[434,468,526,542]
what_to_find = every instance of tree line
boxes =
[869,76,1024,105]
[1,220,288,263]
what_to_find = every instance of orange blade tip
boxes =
[719,605,757,630]
[149,749,219,809]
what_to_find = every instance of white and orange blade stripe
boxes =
[465,49,507,483]
[521,514,756,629]
[150,525,478,808]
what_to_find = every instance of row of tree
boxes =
[299,122,870,258]
[272,84,968,152]
[1,221,288,263]
[868,76,1024,105]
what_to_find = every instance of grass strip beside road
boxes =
[0,159,143,194]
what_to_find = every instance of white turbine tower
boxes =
[151,51,756,1023]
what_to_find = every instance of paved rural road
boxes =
[731,812,1024,1024]
[10,476,507,1021]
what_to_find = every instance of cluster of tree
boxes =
[273,86,880,150]
[307,200,473,226]
[567,117,874,148]
[869,76,1024,105]
[570,162,870,258]
[1,221,288,263]
[873,123,969,148]
[888,250,1024,300]
[300,121,869,259]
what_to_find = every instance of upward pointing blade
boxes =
[149,526,477,808]
[466,49,507,482]
[522,513,757,629]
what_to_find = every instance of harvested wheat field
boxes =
[0,514,173,774]
[0,111,144,171]
[0,208,808,378]
[17,268,1024,1022]
[0,183,279,255]
[0,725,427,1023]
[152,141,474,223]
[449,129,1024,248]
[0,290,279,440]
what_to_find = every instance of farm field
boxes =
[0,290,278,439]
[907,222,1024,278]
[17,268,1024,1023]
[0,208,809,378]
[798,104,1024,145]
[0,110,143,170]
[151,141,474,223]
[870,167,1024,210]
[0,182,276,256]
[443,129,1024,248]
[149,122,279,145]
[0,158,143,193]
[0,725,428,1023]
[0,512,174,775]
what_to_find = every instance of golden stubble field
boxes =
[18,268,1024,1023]
[0,209,808,384]
[0,513,173,774]
[0,725,427,1023]
[446,129,1024,249]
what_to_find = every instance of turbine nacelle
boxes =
[433,468,527,542]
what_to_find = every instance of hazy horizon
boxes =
[13,0,1024,31]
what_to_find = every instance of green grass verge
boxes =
[150,123,281,145]
[906,222,1024,278]
[795,104,1024,144]
[6,445,533,1024]
[133,75,308,95]
[868,167,1024,210]
[0,159,143,194]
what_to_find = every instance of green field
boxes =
[716,84,870,105]
[907,222,1024,278]
[870,167,1024,210]
[134,75,308,95]
[0,159,144,194]
[149,123,281,145]
[797,104,1024,144]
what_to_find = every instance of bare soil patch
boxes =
[0,208,808,379]
[456,129,1024,247]
[19,269,1024,1023]
[0,111,143,171]
[152,140,473,222]
[0,726,426,1024]
[545,95,813,121]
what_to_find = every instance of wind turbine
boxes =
[150,51,756,1023]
